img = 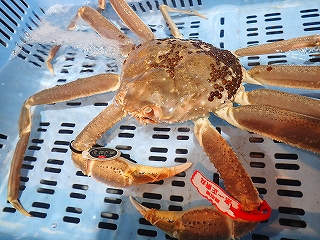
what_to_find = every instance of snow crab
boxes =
[7,0,320,239]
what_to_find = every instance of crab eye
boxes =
[143,106,154,116]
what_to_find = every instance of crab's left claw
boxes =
[130,197,257,240]
[130,118,262,239]
[129,196,233,240]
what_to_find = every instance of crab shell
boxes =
[115,38,243,123]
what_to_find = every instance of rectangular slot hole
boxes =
[106,188,124,195]
[278,206,305,215]
[32,202,50,209]
[152,134,169,139]
[251,177,266,184]
[137,228,157,237]
[275,163,300,170]
[72,184,89,191]
[63,216,80,224]
[279,218,306,228]
[47,159,64,165]
[61,123,75,127]
[29,211,47,218]
[54,140,69,146]
[101,212,119,220]
[70,192,86,199]
[51,148,68,153]
[277,189,303,198]
[66,206,82,214]
[104,197,122,204]
[58,129,74,134]
[118,133,134,138]
[276,178,301,186]
[168,205,183,211]
[98,222,117,230]
[149,156,167,162]
[170,195,183,202]
[150,147,168,153]
[40,179,57,186]
[171,180,185,187]
[44,167,61,173]
[37,188,55,195]
[143,192,162,200]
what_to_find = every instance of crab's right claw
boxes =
[130,197,257,240]
[71,150,192,187]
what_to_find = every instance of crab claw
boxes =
[71,150,192,187]
[130,197,258,240]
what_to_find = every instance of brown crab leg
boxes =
[243,65,320,89]
[235,88,320,120]
[193,118,261,211]
[97,0,106,13]
[215,103,320,153]
[159,5,207,39]
[234,34,320,57]
[67,6,134,56]
[8,133,31,216]
[8,74,120,216]
[45,45,61,75]
[194,118,261,211]
[130,118,261,239]
[108,0,155,42]
[46,1,109,74]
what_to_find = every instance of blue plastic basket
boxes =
[0,0,319,239]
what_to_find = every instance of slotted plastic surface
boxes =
[0,0,320,239]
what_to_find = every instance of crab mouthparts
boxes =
[134,114,158,125]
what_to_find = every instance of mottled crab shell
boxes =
[115,38,243,123]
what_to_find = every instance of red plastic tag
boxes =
[191,170,271,222]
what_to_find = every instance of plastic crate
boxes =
[0,0,319,239]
